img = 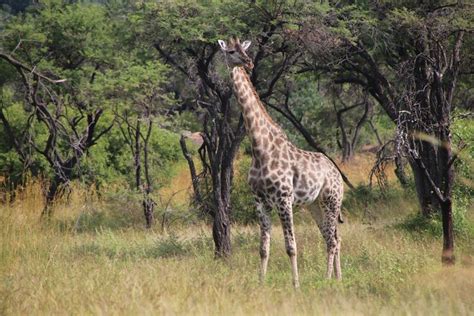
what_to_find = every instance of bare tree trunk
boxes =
[336,108,354,163]
[410,140,455,264]
[134,120,141,190]
[142,113,155,229]
[438,110,456,265]
[409,158,439,217]
[394,155,409,187]
[42,156,77,217]
[205,118,244,258]
[118,110,155,228]
[441,197,454,265]
[212,194,232,257]
[335,96,370,163]
[179,135,203,208]
[368,120,383,146]
[43,176,62,217]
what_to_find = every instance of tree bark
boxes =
[212,195,232,258]
[441,198,455,265]
[204,116,244,258]
[409,155,440,217]
[43,176,62,217]
[134,120,142,190]
[394,155,409,187]
[299,3,464,266]
[142,114,155,229]
[179,135,204,208]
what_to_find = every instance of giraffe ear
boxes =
[241,40,251,51]
[218,40,227,51]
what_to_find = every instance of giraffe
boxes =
[218,38,344,287]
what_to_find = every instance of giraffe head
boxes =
[218,37,254,70]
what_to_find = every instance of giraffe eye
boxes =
[228,50,235,54]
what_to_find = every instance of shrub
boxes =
[398,204,474,240]
[230,154,258,224]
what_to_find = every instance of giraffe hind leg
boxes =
[325,232,336,278]
[310,195,342,280]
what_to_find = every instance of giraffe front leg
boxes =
[257,200,272,284]
[277,197,299,288]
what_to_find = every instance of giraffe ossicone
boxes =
[218,38,344,287]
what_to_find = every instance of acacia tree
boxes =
[142,1,308,257]
[106,60,172,228]
[0,2,116,215]
[296,1,472,264]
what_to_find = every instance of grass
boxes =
[1,158,474,315]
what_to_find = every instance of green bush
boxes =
[398,203,474,240]
[230,154,258,224]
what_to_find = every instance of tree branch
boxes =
[0,52,67,84]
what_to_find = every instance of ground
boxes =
[1,154,473,315]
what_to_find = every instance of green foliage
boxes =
[149,128,183,184]
[398,206,474,241]
[0,0,186,192]
[153,234,189,258]
[342,184,418,223]
[230,154,258,224]
[143,0,258,45]
[171,111,202,133]
[0,0,470,244]
[0,151,25,185]
[395,111,474,239]
[271,74,340,151]
[452,115,474,200]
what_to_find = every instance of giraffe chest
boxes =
[247,151,292,199]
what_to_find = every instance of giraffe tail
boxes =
[338,213,344,224]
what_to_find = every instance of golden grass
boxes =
[158,159,196,207]
[1,205,473,315]
[1,156,473,315]
[338,153,397,186]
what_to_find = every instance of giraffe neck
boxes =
[231,67,287,151]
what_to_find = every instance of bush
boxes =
[230,154,258,224]
[343,184,416,220]
[398,204,474,240]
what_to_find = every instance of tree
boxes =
[296,1,473,264]
[0,2,116,215]
[142,0,307,257]
[107,60,172,228]
[333,88,372,163]
[0,0,34,13]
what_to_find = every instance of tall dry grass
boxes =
[1,161,473,315]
